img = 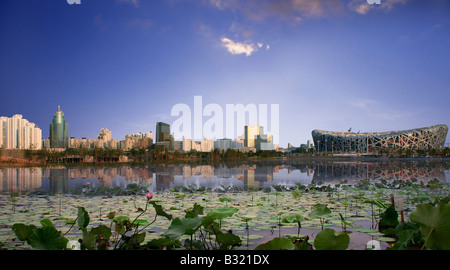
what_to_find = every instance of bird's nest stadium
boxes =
[311,124,448,153]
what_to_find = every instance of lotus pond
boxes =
[1,175,449,250]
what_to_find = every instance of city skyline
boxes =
[1,0,449,147]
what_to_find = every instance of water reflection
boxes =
[1,159,449,194]
[312,160,447,183]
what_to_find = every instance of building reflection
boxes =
[311,161,448,184]
[0,167,42,193]
[0,160,448,194]
[48,168,69,193]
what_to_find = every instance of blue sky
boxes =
[1,0,449,147]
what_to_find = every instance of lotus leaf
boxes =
[255,237,295,250]
[77,207,90,229]
[207,206,239,220]
[314,228,349,250]
[216,231,242,248]
[12,223,37,242]
[149,201,173,220]
[29,225,69,250]
[164,217,202,240]
[309,204,331,218]
[410,203,450,250]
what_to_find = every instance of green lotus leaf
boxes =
[216,232,242,248]
[29,226,69,250]
[410,203,450,250]
[207,206,239,221]
[314,228,349,250]
[132,219,149,226]
[282,214,303,224]
[77,207,90,229]
[255,237,295,250]
[164,217,203,240]
[150,201,173,220]
[12,223,37,243]
[309,204,331,218]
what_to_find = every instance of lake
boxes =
[1,158,449,195]
[1,157,449,250]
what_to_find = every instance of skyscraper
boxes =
[244,125,261,148]
[49,106,69,149]
[156,122,170,143]
[155,122,173,150]
[244,125,273,151]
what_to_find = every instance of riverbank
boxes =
[0,156,44,167]
[1,148,449,168]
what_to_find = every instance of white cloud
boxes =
[221,37,260,56]
[348,0,410,15]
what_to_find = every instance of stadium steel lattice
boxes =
[311,124,448,153]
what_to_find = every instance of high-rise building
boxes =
[244,126,260,148]
[97,128,112,142]
[155,122,173,150]
[124,132,153,149]
[0,117,7,149]
[156,122,170,143]
[201,138,214,152]
[0,114,42,150]
[244,125,273,151]
[49,106,69,149]
[214,138,243,151]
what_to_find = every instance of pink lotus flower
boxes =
[146,193,153,200]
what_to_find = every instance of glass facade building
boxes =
[49,106,69,148]
[156,122,170,143]
[155,122,173,150]
[244,125,274,151]
[244,126,260,148]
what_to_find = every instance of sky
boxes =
[1,0,449,147]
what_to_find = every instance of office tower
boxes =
[156,122,170,143]
[244,126,260,148]
[256,132,273,150]
[49,106,69,149]
[155,122,173,150]
[0,115,42,150]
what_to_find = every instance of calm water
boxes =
[1,158,449,194]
